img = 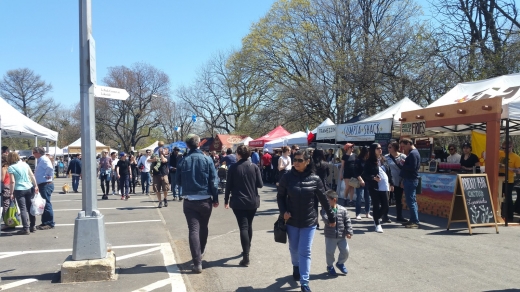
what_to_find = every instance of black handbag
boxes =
[416,176,422,194]
[273,218,287,244]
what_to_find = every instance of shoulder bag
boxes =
[348,177,360,188]
[273,218,288,244]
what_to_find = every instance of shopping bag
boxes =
[274,218,287,244]
[3,200,20,227]
[30,192,46,216]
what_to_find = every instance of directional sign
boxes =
[94,85,129,100]
[88,35,96,84]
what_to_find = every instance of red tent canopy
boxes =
[249,125,291,148]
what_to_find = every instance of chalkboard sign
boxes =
[447,174,498,234]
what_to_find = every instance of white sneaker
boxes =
[118,191,121,195]
[112,191,115,196]
[355,215,362,220]
[366,214,373,219]
[375,225,384,233]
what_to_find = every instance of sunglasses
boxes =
[293,158,306,163]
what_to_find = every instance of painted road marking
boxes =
[0,278,38,290]
[117,246,162,261]
[54,219,161,226]
[131,278,172,292]
[53,206,156,211]
[386,214,438,228]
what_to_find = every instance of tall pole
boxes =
[72,0,107,261]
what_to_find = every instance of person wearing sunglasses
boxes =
[446,144,461,163]
[362,143,393,233]
[277,150,336,292]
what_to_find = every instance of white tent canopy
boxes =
[316,118,336,140]
[336,97,422,141]
[138,141,158,154]
[63,138,110,154]
[0,96,58,141]
[264,131,307,152]
[417,73,520,135]
[47,147,64,156]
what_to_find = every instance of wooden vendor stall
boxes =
[401,97,504,223]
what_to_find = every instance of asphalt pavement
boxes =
[1,177,520,291]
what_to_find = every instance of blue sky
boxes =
[0,0,276,106]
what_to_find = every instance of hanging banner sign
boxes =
[336,119,392,142]
[401,120,426,137]
[316,125,337,140]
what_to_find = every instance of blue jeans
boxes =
[403,179,420,224]
[38,183,55,227]
[287,225,316,286]
[119,175,130,196]
[141,172,151,194]
[355,186,371,216]
[71,175,80,192]
[169,172,181,197]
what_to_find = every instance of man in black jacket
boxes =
[399,138,421,229]
[169,147,183,201]
[67,154,82,193]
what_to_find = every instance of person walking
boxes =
[129,154,138,194]
[66,154,82,193]
[321,190,352,276]
[152,147,170,208]
[1,156,13,232]
[362,143,393,233]
[385,141,408,223]
[116,152,131,200]
[277,146,292,184]
[354,146,372,220]
[32,147,55,230]
[271,149,281,184]
[7,152,39,235]
[277,150,336,292]
[98,150,112,200]
[399,138,421,229]
[169,147,182,201]
[176,134,219,273]
[224,145,263,267]
[340,143,356,206]
[110,152,120,196]
[138,150,152,195]
[261,149,272,183]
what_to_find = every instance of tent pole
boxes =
[34,136,38,167]
[505,119,510,227]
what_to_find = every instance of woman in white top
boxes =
[277,146,292,183]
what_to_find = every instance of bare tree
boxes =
[0,68,58,123]
[96,63,170,152]
[155,96,195,142]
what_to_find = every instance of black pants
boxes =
[389,186,404,219]
[263,167,271,183]
[100,173,110,195]
[232,208,257,254]
[183,198,213,266]
[371,190,389,226]
[131,172,137,193]
[111,173,119,193]
[14,189,36,231]
[502,182,514,220]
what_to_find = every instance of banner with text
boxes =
[336,119,392,142]
[401,120,426,137]
[316,125,337,140]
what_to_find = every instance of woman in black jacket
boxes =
[312,149,329,230]
[362,143,393,233]
[277,150,336,292]
[224,145,263,267]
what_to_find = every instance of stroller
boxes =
[217,167,228,194]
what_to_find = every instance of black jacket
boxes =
[225,159,263,209]
[315,161,329,189]
[277,168,336,228]
[362,159,393,192]
[67,158,81,175]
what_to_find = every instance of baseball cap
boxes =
[344,143,354,150]
[263,148,269,153]
[119,152,126,157]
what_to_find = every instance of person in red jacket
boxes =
[261,149,272,183]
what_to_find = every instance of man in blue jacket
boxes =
[399,138,420,229]
[176,134,219,273]
[67,154,82,193]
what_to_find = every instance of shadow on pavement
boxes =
[118,264,166,275]
[1,272,61,283]
[255,208,279,216]
[235,275,299,291]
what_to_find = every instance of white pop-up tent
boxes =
[336,97,422,141]
[416,73,520,135]
[63,138,110,154]
[138,141,158,154]
[0,97,58,150]
[264,131,307,152]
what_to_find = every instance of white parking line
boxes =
[54,206,156,211]
[117,246,162,261]
[0,243,163,258]
[131,278,172,292]
[0,278,38,290]
[54,220,161,226]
